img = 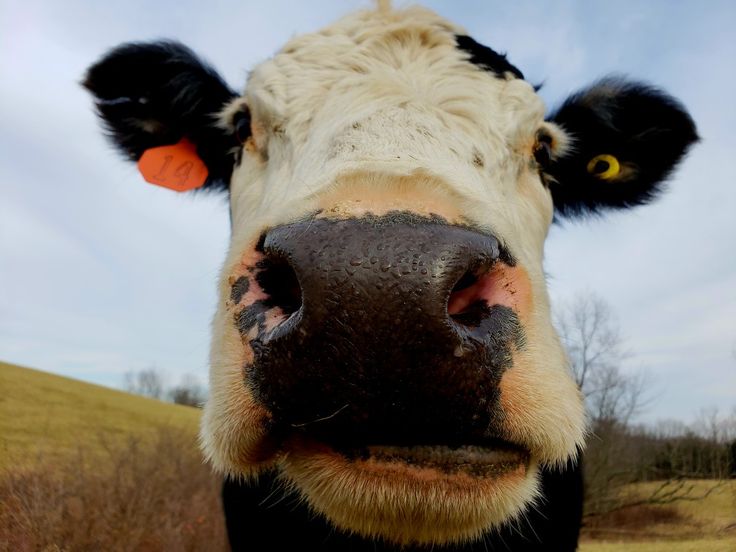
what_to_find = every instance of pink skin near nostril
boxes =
[447,266,518,316]
[231,252,269,308]
[231,251,293,335]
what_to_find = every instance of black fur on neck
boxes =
[222,461,583,551]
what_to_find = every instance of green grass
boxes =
[0,360,200,468]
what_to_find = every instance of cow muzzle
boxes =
[234,214,528,454]
[226,213,544,545]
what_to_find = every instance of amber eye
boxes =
[533,132,553,169]
[233,109,251,144]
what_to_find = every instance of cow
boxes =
[83,2,697,550]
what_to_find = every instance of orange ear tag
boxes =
[137,138,208,192]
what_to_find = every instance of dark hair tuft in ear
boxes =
[547,77,698,217]
[455,35,525,80]
[83,41,238,192]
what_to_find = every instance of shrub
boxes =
[0,427,227,552]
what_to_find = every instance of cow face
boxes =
[84,4,697,547]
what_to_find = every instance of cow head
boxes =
[84,4,697,547]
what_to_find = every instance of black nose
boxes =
[247,214,521,445]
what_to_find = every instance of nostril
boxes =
[448,268,495,327]
[450,300,492,328]
[452,271,478,294]
[256,256,303,317]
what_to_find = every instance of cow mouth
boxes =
[284,435,530,479]
[278,435,537,546]
[359,442,529,475]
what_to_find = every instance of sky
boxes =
[1,0,734,424]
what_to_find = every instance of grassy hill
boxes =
[0,360,200,468]
[0,361,225,550]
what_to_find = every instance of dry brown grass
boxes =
[585,503,684,535]
[579,539,736,552]
[581,479,736,551]
[0,427,227,552]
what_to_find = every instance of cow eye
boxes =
[533,132,553,170]
[233,110,251,144]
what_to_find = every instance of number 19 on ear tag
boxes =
[137,138,209,192]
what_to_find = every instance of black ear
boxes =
[83,41,243,192]
[545,77,698,217]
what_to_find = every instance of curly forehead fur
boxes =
[224,4,558,256]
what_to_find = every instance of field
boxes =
[0,361,199,469]
[581,541,735,552]
[580,478,736,551]
[1,361,734,551]
[0,361,226,551]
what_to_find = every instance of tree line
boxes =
[123,369,206,407]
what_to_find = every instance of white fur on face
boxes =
[201,3,585,545]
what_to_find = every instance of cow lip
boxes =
[288,436,530,477]
[360,444,529,476]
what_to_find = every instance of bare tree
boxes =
[123,368,207,407]
[588,363,649,428]
[555,293,653,516]
[123,367,165,399]
[555,293,648,426]
[168,373,206,407]
[556,294,620,389]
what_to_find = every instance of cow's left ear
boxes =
[544,77,698,217]
[84,41,245,192]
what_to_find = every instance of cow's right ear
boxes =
[83,41,247,192]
